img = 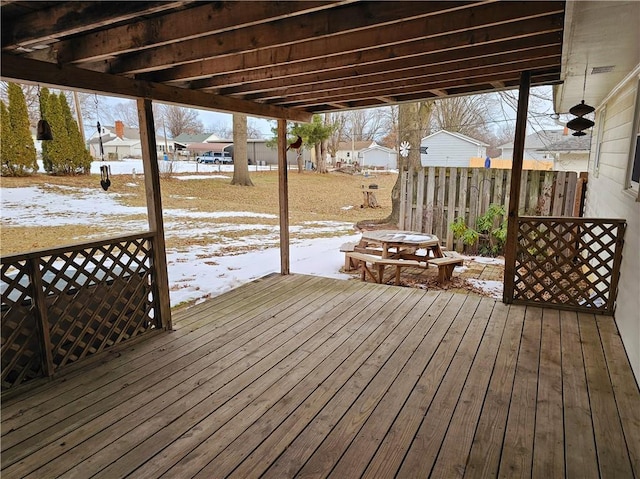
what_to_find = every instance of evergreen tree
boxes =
[1,82,37,176]
[45,90,68,174]
[59,92,91,174]
[40,91,90,175]
[1,101,17,176]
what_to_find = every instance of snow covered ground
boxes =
[2,160,504,308]
[1,173,360,307]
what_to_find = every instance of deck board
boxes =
[1,274,638,479]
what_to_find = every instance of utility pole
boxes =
[73,90,85,140]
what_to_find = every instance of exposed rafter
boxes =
[1,1,566,117]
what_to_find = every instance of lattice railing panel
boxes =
[42,237,158,370]
[1,233,161,391]
[1,260,44,390]
[513,217,626,314]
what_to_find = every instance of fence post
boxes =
[399,169,408,229]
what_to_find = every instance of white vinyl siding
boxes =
[420,131,486,167]
[584,70,640,381]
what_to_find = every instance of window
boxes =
[627,79,640,199]
[593,106,606,176]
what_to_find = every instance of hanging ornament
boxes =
[399,141,411,157]
[567,116,595,132]
[567,61,595,135]
[569,100,595,117]
[95,95,112,191]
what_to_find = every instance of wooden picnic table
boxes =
[358,229,444,260]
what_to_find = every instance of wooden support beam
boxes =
[503,71,531,304]
[137,98,172,330]
[278,119,290,275]
[0,54,312,123]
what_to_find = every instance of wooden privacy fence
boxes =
[399,167,588,251]
[1,233,162,393]
[508,217,626,314]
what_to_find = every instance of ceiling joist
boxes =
[1,1,566,117]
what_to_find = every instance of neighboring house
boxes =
[500,128,591,172]
[334,141,375,164]
[537,130,591,172]
[172,132,222,151]
[420,130,488,167]
[173,137,311,166]
[555,1,639,380]
[87,120,170,159]
[359,143,398,170]
[499,129,566,162]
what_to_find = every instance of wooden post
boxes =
[278,119,290,275]
[137,98,172,330]
[29,257,55,376]
[503,71,531,304]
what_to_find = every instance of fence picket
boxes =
[436,167,447,240]
[552,171,566,216]
[457,168,468,251]
[446,168,457,249]
[399,167,587,253]
[415,168,425,232]
[406,169,414,230]
[424,167,436,233]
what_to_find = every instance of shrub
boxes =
[450,204,507,256]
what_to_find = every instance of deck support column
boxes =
[503,71,531,303]
[278,119,290,275]
[137,98,172,329]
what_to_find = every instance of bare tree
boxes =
[231,113,253,186]
[207,121,232,138]
[431,95,492,140]
[157,104,203,138]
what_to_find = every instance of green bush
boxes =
[450,204,507,256]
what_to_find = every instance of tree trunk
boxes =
[231,113,253,186]
[382,101,432,226]
[317,113,329,173]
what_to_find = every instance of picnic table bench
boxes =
[345,252,425,285]
[343,231,465,284]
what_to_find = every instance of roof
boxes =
[537,134,592,152]
[422,129,489,147]
[182,142,233,152]
[337,141,376,152]
[99,124,142,141]
[361,144,396,154]
[1,2,566,122]
[172,133,220,144]
[499,129,568,150]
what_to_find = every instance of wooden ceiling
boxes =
[1,1,566,122]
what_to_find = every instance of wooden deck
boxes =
[2,274,639,478]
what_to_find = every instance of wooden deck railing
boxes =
[1,233,162,392]
[506,217,626,314]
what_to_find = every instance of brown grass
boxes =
[1,169,397,256]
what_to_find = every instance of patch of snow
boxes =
[466,278,503,299]
[470,256,505,265]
